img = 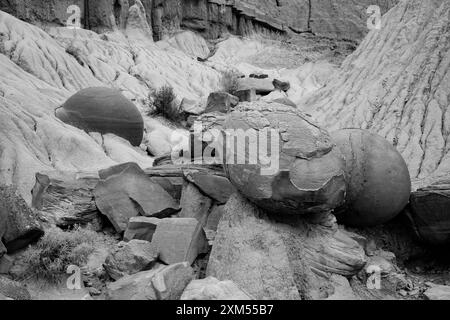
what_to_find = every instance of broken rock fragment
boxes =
[204,92,239,114]
[104,240,158,280]
[185,171,235,204]
[235,89,257,102]
[272,79,291,92]
[94,163,179,233]
[152,218,209,265]
[424,285,450,300]
[151,262,194,300]
[0,185,44,254]
[181,277,254,300]
[106,263,193,300]
[207,193,366,300]
[237,78,274,95]
[179,183,213,227]
[123,217,161,242]
[408,175,450,245]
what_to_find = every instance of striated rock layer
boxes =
[1,0,399,41]
[305,0,450,184]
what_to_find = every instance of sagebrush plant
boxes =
[21,226,102,283]
[149,85,181,123]
[221,70,240,96]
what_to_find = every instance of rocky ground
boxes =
[1,0,450,301]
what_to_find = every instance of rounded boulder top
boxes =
[223,102,347,216]
[56,87,144,146]
[332,129,411,227]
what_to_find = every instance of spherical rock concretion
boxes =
[332,129,411,227]
[56,87,144,146]
[223,102,347,215]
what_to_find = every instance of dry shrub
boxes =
[20,226,102,283]
[148,85,182,123]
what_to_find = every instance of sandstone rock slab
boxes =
[204,92,239,114]
[151,262,194,300]
[31,171,101,228]
[123,217,161,242]
[235,89,257,102]
[237,78,274,95]
[152,218,209,265]
[408,175,450,245]
[179,183,213,227]
[181,276,254,300]
[0,185,44,254]
[106,262,193,300]
[185,171,235,205]
[424,285,450,300]
[207,193,366,300]
[104,240,158,280]
[94,163,179,233]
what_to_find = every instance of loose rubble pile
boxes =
[1,94,450,301]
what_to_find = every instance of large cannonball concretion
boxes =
[56,87,144,146]
[332,129,411,227]
[222,102,347,215]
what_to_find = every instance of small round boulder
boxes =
[332,129,411,227]
[223,102,347,215]
[56,87,144,146]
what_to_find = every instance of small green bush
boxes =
[20,226,101,283]
[221,70,240,96]
[149,85,181,123]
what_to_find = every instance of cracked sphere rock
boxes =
[332,129,411,227]
[222,102,346,215]
[56,87,144,146]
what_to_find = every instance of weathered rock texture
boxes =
[207,193,366,300]
[104,240,158,280]
[0,186,44,254]
[223,102,347,216]
[31,171,101,228]
[181,277,253,300]
[306,0,450,183]
[1,0,399,41]
[94,163,179,233]
[106,262,194,300]
[408,175,450,245]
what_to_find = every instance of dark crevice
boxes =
[307,0,312,32]
[84,0,90,30]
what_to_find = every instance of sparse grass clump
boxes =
[221,70,240,96]
[148,85,182,123]
[20,226,102,283]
